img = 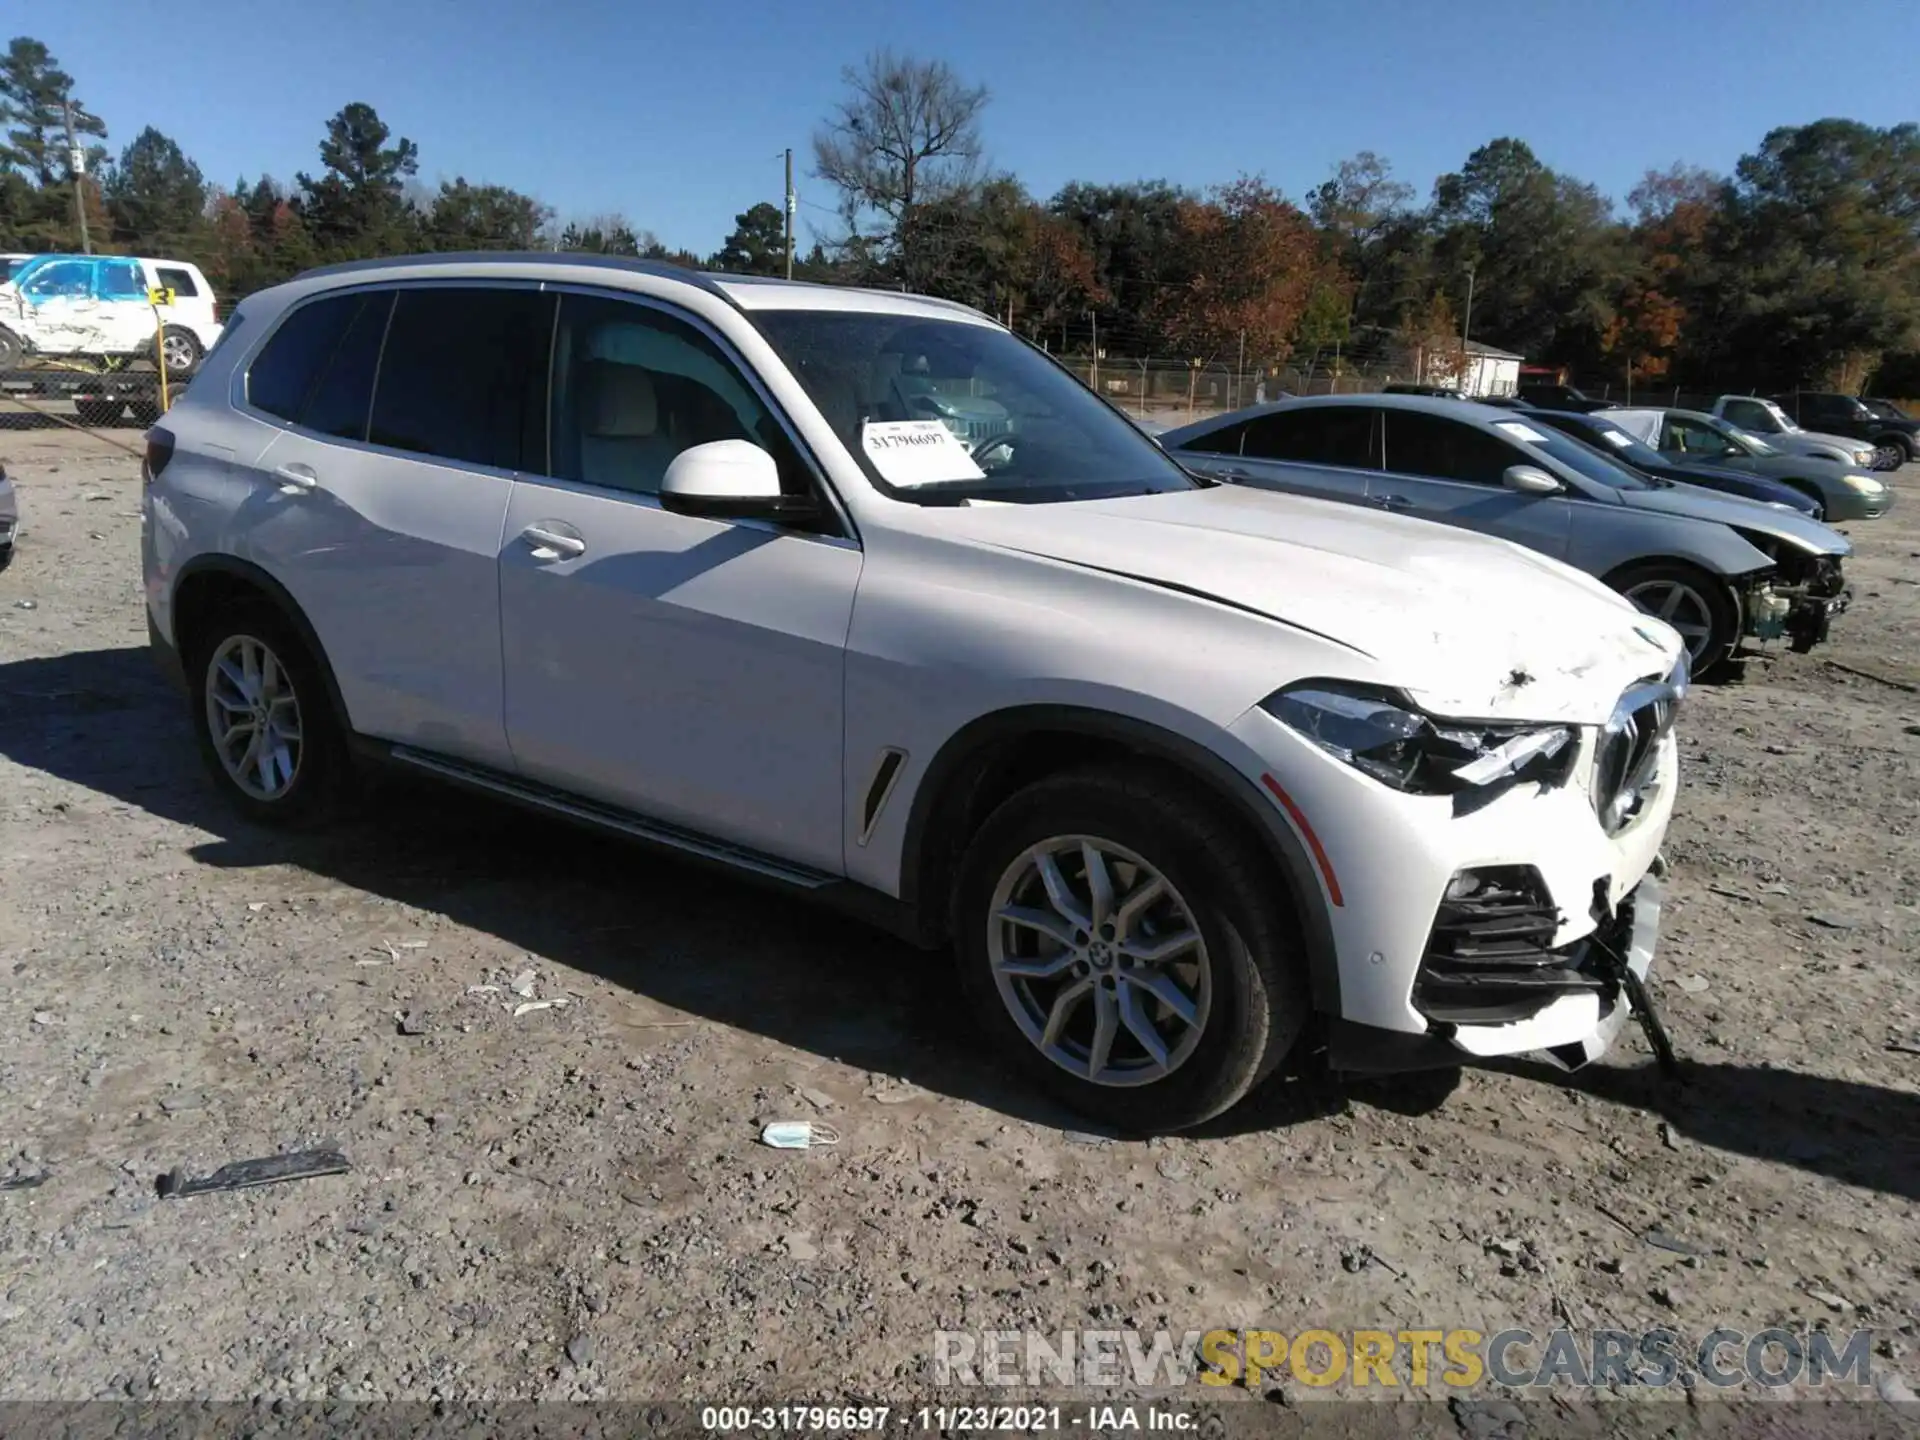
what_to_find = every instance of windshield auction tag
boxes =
[1494,421,1552,445]
[862,420,986,487]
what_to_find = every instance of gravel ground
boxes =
[0,414,1916,1415]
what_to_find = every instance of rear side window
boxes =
[98,260,145,299]
[1722,399,1774,430]
[369,287,553,471]
[248,291,392,439]
[1241,407,1376,468]
[154,266,200,297]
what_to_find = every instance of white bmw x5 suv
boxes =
[141,254,1688,1131]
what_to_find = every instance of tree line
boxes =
[6,36,1920,393]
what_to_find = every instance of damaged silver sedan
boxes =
[1160,395,1852,675]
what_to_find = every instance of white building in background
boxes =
[1458,341,1523,397]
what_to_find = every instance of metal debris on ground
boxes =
[1644,1228,1711,1258]
[157,1148,350,1199]
[510,998,568,1018]
[507,968,538,998]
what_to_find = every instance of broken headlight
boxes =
[1262,682,1572,796]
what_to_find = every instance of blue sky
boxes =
[30,0,1920,254]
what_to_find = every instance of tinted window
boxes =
[548,292,809,499]
[154,266,199,297]
[249,294,365,422]
[1177,420,1247,456]
[301,292,393,440]
[369,287,553,470]
[1241,407,1375,468]
[1722,399,1776,431]
[98,260,144,299]
[1380,411,1519,485]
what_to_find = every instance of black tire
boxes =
[0,544,12,575]
[952,765,1309,1134]
[73,399,122,427]
[1609,559,1740,677]
[182,600,349,827]
[159,326,202,378]
[0,327,21,370]
[1880,435,1913,467]
[128,400,161,428]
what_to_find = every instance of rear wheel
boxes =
[183,602,348,826]
[73,399,123,427]
[0,327,21,370]
[953,766,1309,1133]
[1612,560,1739,676]
[159,326,202,378]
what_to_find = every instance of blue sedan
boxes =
[1525,409,1824,519]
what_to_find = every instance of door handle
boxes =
[1370,493,1412,511]
[1212,465,1252,480]
[519,522,586,560]
[273,462,318,494]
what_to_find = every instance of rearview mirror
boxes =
[659,440,818,523]
[1502,464,1562,495]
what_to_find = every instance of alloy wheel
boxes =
[161,333,197,374]
[1624,579,1715,664]
[986,835,1211,1087]
[204,635,303,801]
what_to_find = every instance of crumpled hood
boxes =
[1615,481,1849,555]
[931,485,1683,724]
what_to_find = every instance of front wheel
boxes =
[184,603,348,827]
[0,327,22,370]
[953,766,1308,1133]
[1612,560,1739,676]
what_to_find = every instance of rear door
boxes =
[1371,409,1573,558]
[95,258,157,355]
[237,283,551,769]
[1175,406,1378,506]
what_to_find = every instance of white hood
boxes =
[931,485,1683,725]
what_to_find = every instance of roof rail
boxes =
[295,251,731,300]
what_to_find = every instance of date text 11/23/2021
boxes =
[699,1406,1197,1432]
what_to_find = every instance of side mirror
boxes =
[1502,464,1562,495]
[658,440,818,522]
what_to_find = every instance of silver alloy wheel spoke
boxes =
[204,634,303,802]
[987,834,1213,1087]
[1124,927,1200,964]
[1626,582,1712,657]
[1035,850,1091,933]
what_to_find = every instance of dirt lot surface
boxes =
[0,414,1916,1417]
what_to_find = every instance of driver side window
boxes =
[1723,400,1773,431]
[546,293,814,503]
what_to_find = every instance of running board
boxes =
[386,746,837,890]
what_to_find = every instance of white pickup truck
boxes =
[1709,395,1878,469]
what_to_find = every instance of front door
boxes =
[15,256,102,355]
[1369,408,1573,559]
[498,290,859,874]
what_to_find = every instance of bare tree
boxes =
[813,50,988,284]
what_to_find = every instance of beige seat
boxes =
[578,362,680,495]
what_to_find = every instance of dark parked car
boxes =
[1771,392,1920,466]
[1382,382,1463,398]
[1525,410,1824,519]
[1517,382,1614,413]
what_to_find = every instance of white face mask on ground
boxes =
[760,1120,841,1150]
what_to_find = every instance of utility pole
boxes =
[783,148,795,280]
[1089,310,1099,393]
[1458,264,1476,392]
[63,100,92,255]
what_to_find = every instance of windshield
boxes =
[1488,416,1652,490]
[1562,419,1673,474]
[750,309,1197,504]
[1866,399,1910,421]
[1715,421,1777,456]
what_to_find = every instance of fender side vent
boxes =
[858,748,907,847]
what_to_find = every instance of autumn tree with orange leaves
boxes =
[1150,178,1342,367]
